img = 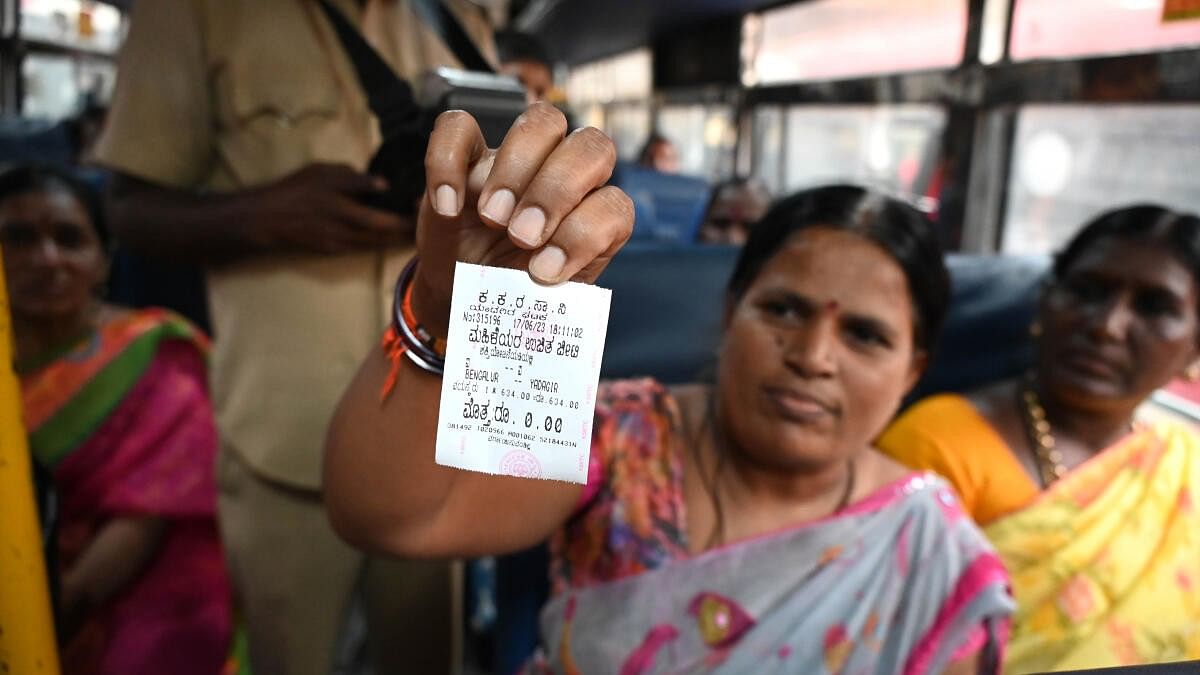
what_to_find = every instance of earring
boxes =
[1029,321,1043,338]
[1186,364,1200,382]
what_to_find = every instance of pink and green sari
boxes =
[20,308,232,675]
[529,379,1014,675]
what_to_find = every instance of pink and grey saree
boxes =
[529,379,1013,675]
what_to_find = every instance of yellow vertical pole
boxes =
[0,253,61,674]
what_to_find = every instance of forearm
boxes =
[323,349,460,555]
[107,174,272,265]
[324,348,581,558]
[61,516,166,633]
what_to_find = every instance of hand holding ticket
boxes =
[409,103,634,341]
[324,104,633,559]
[436,263,611,483]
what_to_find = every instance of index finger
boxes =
[424,110,489,218]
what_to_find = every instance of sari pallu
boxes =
[531,474,1013,675]
[987,420,1200,673]
[20,308,232,675]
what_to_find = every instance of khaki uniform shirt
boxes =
[94,0,496,489]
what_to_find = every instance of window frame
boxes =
[737,0,1200,252]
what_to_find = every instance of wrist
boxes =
[410,262,451,340]
[233,189,283,254]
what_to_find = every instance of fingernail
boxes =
[529,245,566,282]
[508,207,545,246]
[434,184,458,216]
[481,189,516,225]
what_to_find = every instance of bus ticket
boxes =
[435,261,611,484]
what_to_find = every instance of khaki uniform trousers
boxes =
[217,448,461,675]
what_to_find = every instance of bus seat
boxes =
[609,162,711,243]
[0,116,75,166]
[908,254,1049,402]
[598,243,734,382]
[596,243,1051,400]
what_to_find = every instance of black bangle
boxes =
[393,257,446,375]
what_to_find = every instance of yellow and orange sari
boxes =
[881,395,1200,672]
[987,420,1200,673]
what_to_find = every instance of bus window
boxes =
[655,104,735,180]
[1010,0,1200,61]
[20,0,124,53]
[1001,105,1200,254]
[11,0,122,120]
[22,53,114,119]
[605,102,653,162]
[22,53,76,119]
[743,0,967,86]
[757,104,945,204]
[565,49,652,161]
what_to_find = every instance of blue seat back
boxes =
[609,162,710,244]
[0,116,75,166]
[597,243,1050,399]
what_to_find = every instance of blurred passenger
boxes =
[92,2,496,673]
[698,177,772,245]
[0,164,230,675]
[496,29,554,105]
[69,92,108,164]
[879,205,1200,672]
[637,131,681,174]
[324,108,1013,674]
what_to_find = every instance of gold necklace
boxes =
[1018,383,1068,487]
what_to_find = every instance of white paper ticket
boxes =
[435,261,612,484]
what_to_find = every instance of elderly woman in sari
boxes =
[324,105,1012,674]
[0,164,231,674]
[879,205,1200,672]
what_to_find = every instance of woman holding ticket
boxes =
[325,104,1012,674]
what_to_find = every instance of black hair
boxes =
[704,177,772,217]
[0,163,108,250]
[726,184,951,353]
[495,30,552,68]
[1053,205,1200,307]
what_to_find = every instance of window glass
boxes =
[21,0,123,53]
[565,49,651,106]
[772,105,945,202]
[22,52,76,118]
[604,102,652,162]
[1001,105,1200,254]
[743,0,967,86]
[656,104,735,180]
[21,51,113,119]
[1010,0,1200,61]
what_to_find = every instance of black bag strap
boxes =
[314,0,421,135]
[314,0,494,113]
[411,0,494,74]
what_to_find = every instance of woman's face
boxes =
[1038,237,1200,413]
[0,188,105,322]
[649,141,679,174]
[717,227,925,472]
